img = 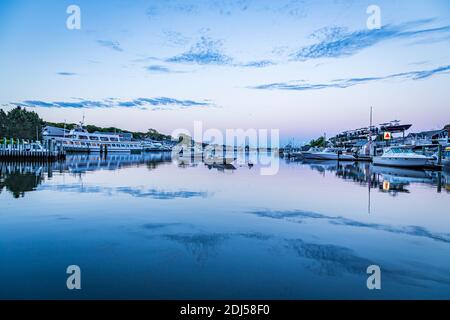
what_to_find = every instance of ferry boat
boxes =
[373,146,434,168]
[47,123,142,153]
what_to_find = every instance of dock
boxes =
[0,139,66,162]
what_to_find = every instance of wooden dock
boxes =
[0,150,66,161]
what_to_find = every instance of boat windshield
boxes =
[386,147,414,154]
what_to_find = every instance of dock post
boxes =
[437,172,442,193]
[437,144,442,166]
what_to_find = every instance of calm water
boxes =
[1,152,449,299]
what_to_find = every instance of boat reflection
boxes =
[297,158,449,195]
[64,152,172,173]
[0,152,173,198]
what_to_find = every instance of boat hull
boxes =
[63,145,142,153]
[373,156,431,167]
[306,152,355,161]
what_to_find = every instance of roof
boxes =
[407,129,446,138]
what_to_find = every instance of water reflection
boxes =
[295,159,449,195]
[0,152,173,198]
[0,163,45,198]
[1,153,449,199]
[250,210,450,244]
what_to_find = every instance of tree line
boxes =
[0,107,44,140]
[0,106,173,141]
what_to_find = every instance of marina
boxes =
[1,152,449,299]
[283,120,449,171]
[1,0,449,304]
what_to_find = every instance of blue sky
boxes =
[0,0,449,144]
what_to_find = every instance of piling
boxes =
[437,144,442,166]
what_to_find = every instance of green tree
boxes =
[309,136,327,147]
[0,109,7,138]
[6,107,44,140]
[146,128,171,141]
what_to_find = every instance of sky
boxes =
[0,0,449,145]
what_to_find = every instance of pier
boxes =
[0,138,66,162]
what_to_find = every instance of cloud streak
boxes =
[97,40,123,52]
[292,20,450,60]
[167,36,233,65]
[14,97,213,110]
[250,64,450,91]
[145,65,186,74]
[165,35,276,68]
[57,72,77,76]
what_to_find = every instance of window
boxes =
[78,135,88,140]
[100,137,109,141]
[110,137,119,142]
[89,136,99,141]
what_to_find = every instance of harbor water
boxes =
[0,152,449,299]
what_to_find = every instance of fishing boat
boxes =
[373,146,435,168]
[47,122,142,153]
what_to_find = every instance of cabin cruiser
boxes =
[443,147,450,168]
[301,147,322,159]
[305,148,355,161]
[46,123,142,153]
[373,146,434,168]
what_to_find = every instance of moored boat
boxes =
[46,123,142,153]
[442,147,450,168]
[373,146,434,168]
[306,148,355,161]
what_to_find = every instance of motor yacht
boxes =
[373,146,434,168]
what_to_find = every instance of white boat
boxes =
[305,148,355,161]
[443,147,450,168]
[302,147,322,159]
[46,123,142,153]
[142,141,171,152]
[373,146,434,168]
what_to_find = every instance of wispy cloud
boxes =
[97,40,123,52]
[162,30,191,47]
[166,36,233,65]
[239,60,275,68]
[292,19,450,60]
[56,72,77,76]
[251,64,450,91]
[145,65,185,74]
[146,0,308,19]
[14,97,213,110]
[165,35,276,68]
